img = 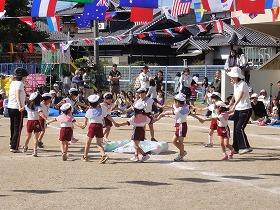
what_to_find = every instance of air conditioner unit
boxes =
[98,23,106,30]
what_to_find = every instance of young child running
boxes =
[192,92,222,148]
[37,93,52,148]
[81,94,109,163]
[157,93,188,162]
[47,103,83,161]
[23,92,43,157]
[196,101,235,160]
[115,101,151,162]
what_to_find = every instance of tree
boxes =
[0,0,49,44]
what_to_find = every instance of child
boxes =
[157,93,188,162]
[81,94,109,163]
[101,92,117,142]
[147,79,157,100]
[192,92,222,148]
[196,101,235,160]
[115,101,151,162]
[37,93,52,148]
[22,92,43,157]
[47,103,83,161]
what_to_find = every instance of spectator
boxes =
[269,106,279,125]
[271,97,280,118]
[63,71,72,95]
[190,76,198,113]
[156,90,165,106]
[0,89,5,115]
[174,72,181,94]
[154,70,164,92]
[258,89,270,110]
[147,79,157,100]
[201,77,209,103]
[277,81,280,101]
[108,64,122,99]
[139,65,151,89]
[127,91,135,105]
[237,48,250,84]
[250,93,268,121]
[72,70,83,89]
[179,68,193,101]
[224,49,240,70]
[210,70,221,93]
[49,90,62,108]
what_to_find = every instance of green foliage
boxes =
[74,57,89,68]
[130,60,159,66]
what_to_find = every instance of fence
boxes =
[104,65,224,98]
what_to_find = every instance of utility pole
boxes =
[93,20,99,68]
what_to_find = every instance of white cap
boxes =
[250,93,258,98]
[42,93,52,98]
[53,83,59,87]
[103,92,113,98]
[260,89,266,93]
[133,101,145,110]
[29,92,39,101]
[88,94,100,103]
[174,93,186,102]
[215,101,227,108]
[227,66,245,79]
[49,90,56,95]
[69,88,78,94]
[60,103,72,111]
[136,87,147,93]
[192,76,199,84]
[211,92,221,98]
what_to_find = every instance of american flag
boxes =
[134,21,150,26]
[171,0,191,17]
[96,0,108,6]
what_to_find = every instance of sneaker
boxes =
[22,146,28,153]
[228,151,234,159]
[32,151,38,157]
[221,155,228,160]
[248,147,253,152]
[174,155,184,162]
[99,155,109,164]
[239,148,252,155]
[130,156,139,162]
[62,153,67,161]
[140,154,150,162]
[204,143,213,148]
[151,138,158,142]
[81,155,89,162]
[9,149,19,153]
[38,141,44,148]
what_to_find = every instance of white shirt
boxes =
[40,102,49,117]
[85,107,107,124]
[234,81,252,110]
[139,72,151,89]
[173,105,189,124]
[208,104,218,118]
[179,74,192,91]
[217,112,229,127]
[25,105,41,120]
[147,86,157,99]
[100,102,113,116]
[137,97,154,113]
[8,81,26,109]
[127,114,151,127]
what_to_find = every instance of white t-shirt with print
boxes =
[139,72,151,89]
[137,97,154,113]
[217,112,229,127]
[234,81,252,110]
[173,105,189,124]
[127,114,151,127]
[85,107,107,124]
[25,105,42,120]
[8,81,26,109]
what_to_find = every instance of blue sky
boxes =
[56,0,173,11]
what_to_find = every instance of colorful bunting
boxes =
[163,29,175,37]
[232,17,241,28]
[201,0,234,12]
[60,41,73,51]
[130,7,153,23]
[0,0,6,12]
[171,0,191,17]
[236,0,265,14]
[213,19,224,34]
[75,14,91,28]
[47,16,60,32]
[83,38,93,45]
[148,31,156,42]
[119,0,158,8]
[83,2,106,21]
[192,0,204,22]
[105,11,117,21]
[137,33,146,39]
[174,26,187,33]
[96,37,105,44]
[19,17,36,29]
[31,0,57,17]
[197,23,207,32]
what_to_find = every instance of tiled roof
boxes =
[175,36,213,52]
[35,21,70,41]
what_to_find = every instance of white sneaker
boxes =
[239,148,252,155]
[174,155,184,162]
[140,155,150,162]
[130,156,139,162]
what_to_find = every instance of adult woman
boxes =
[154,70,164,92]
[8,68,29,152]
[228,67,252,154]
[224,49,240,71]
[179,68,193,101]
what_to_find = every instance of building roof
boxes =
[175,36,213,52]
[35,21,70,41]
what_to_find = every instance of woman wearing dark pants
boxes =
[228,67,253,155]
[7,68,28,152]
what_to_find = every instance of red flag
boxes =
[137,33,146,39]
[27,43,34,53]
[174,26,186,33]
[213,19,224,33]
[236,0,265,14]
[130,7,153,23]
[271,7,280,22]
[171,0,191,16]
[83,38,93,45]
[197,23,207,32]
[0,0,5,12]
[232,17,240,28]
[50,43,57,52]
[19,17,35,29]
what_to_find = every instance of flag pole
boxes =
[93,20,100,88]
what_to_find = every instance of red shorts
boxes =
[59,127,73,141]
[104,117,113,127]
[131,127,145,141]
[175,122,187,137]
[210,119,218,130]
[26,120,42,133]
[87,123,104,138]
[39,118,46,130]
[217,126,230,138]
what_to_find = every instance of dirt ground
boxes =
[0,115,280,210]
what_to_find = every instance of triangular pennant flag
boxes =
[213,19,224,33]
[0,0,6,12]
[38,43,48,51]
[19,17,35,29]
[47,16,60,32]
[197,23,207,32]
[163,29,175,37]
[137,33,146,39]
[50,43,57,52]
[96,37,105,44]
[27,43,35,53]
[31,0,58,17]
[60,41,73,51]
[105,11,117,20]
[83,38,93,45]
[232,17,241,28]
[174,26,186,33]
[148,31,157,42]
[271,7,280,22]
[130,7,153,23]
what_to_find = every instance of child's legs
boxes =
[224,138,234,151]
[133,140,145,156]
[219,136,226,153]
[96,138,105,156]
[208,129,214,144]
[148,123,155,138]
[61,141,68,154]
[84,137,93,156]
[104,126,111,138]
[33,132,40,151]
[24,133,32,147]
[38,128,45,142]
[177,137,185,156]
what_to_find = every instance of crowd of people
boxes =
[0,61,279,163]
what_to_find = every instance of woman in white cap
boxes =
[47,103,83,161]
[228,66,253,155]
[81,94,109,163]
[8,67,29,153]
[22,92,43,157]
[115,101,152,162]
[157,93,189,162]
[37,93,52,148]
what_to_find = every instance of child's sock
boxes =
[208,135,213,144]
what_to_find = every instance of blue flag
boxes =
[148,32,156,42]
[119,0,158,8]
[83,2,107,21]
[75,14,91,28]
[265,0,273,9]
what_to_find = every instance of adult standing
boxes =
[210,70,221,93]
[228,67,253,155]
[8,68,29,152]
[139,65,151,90]
[179,68,193,101]
[277,81,280,101]
[154,70,164,92]
[224,49,240,71]
[108,64,121,99]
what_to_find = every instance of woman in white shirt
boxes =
[179,68,193,101]
[228,67,253,155]
[7,68,29,152]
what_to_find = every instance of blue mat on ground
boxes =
[48,108,86,117]
[269,121,280,127]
